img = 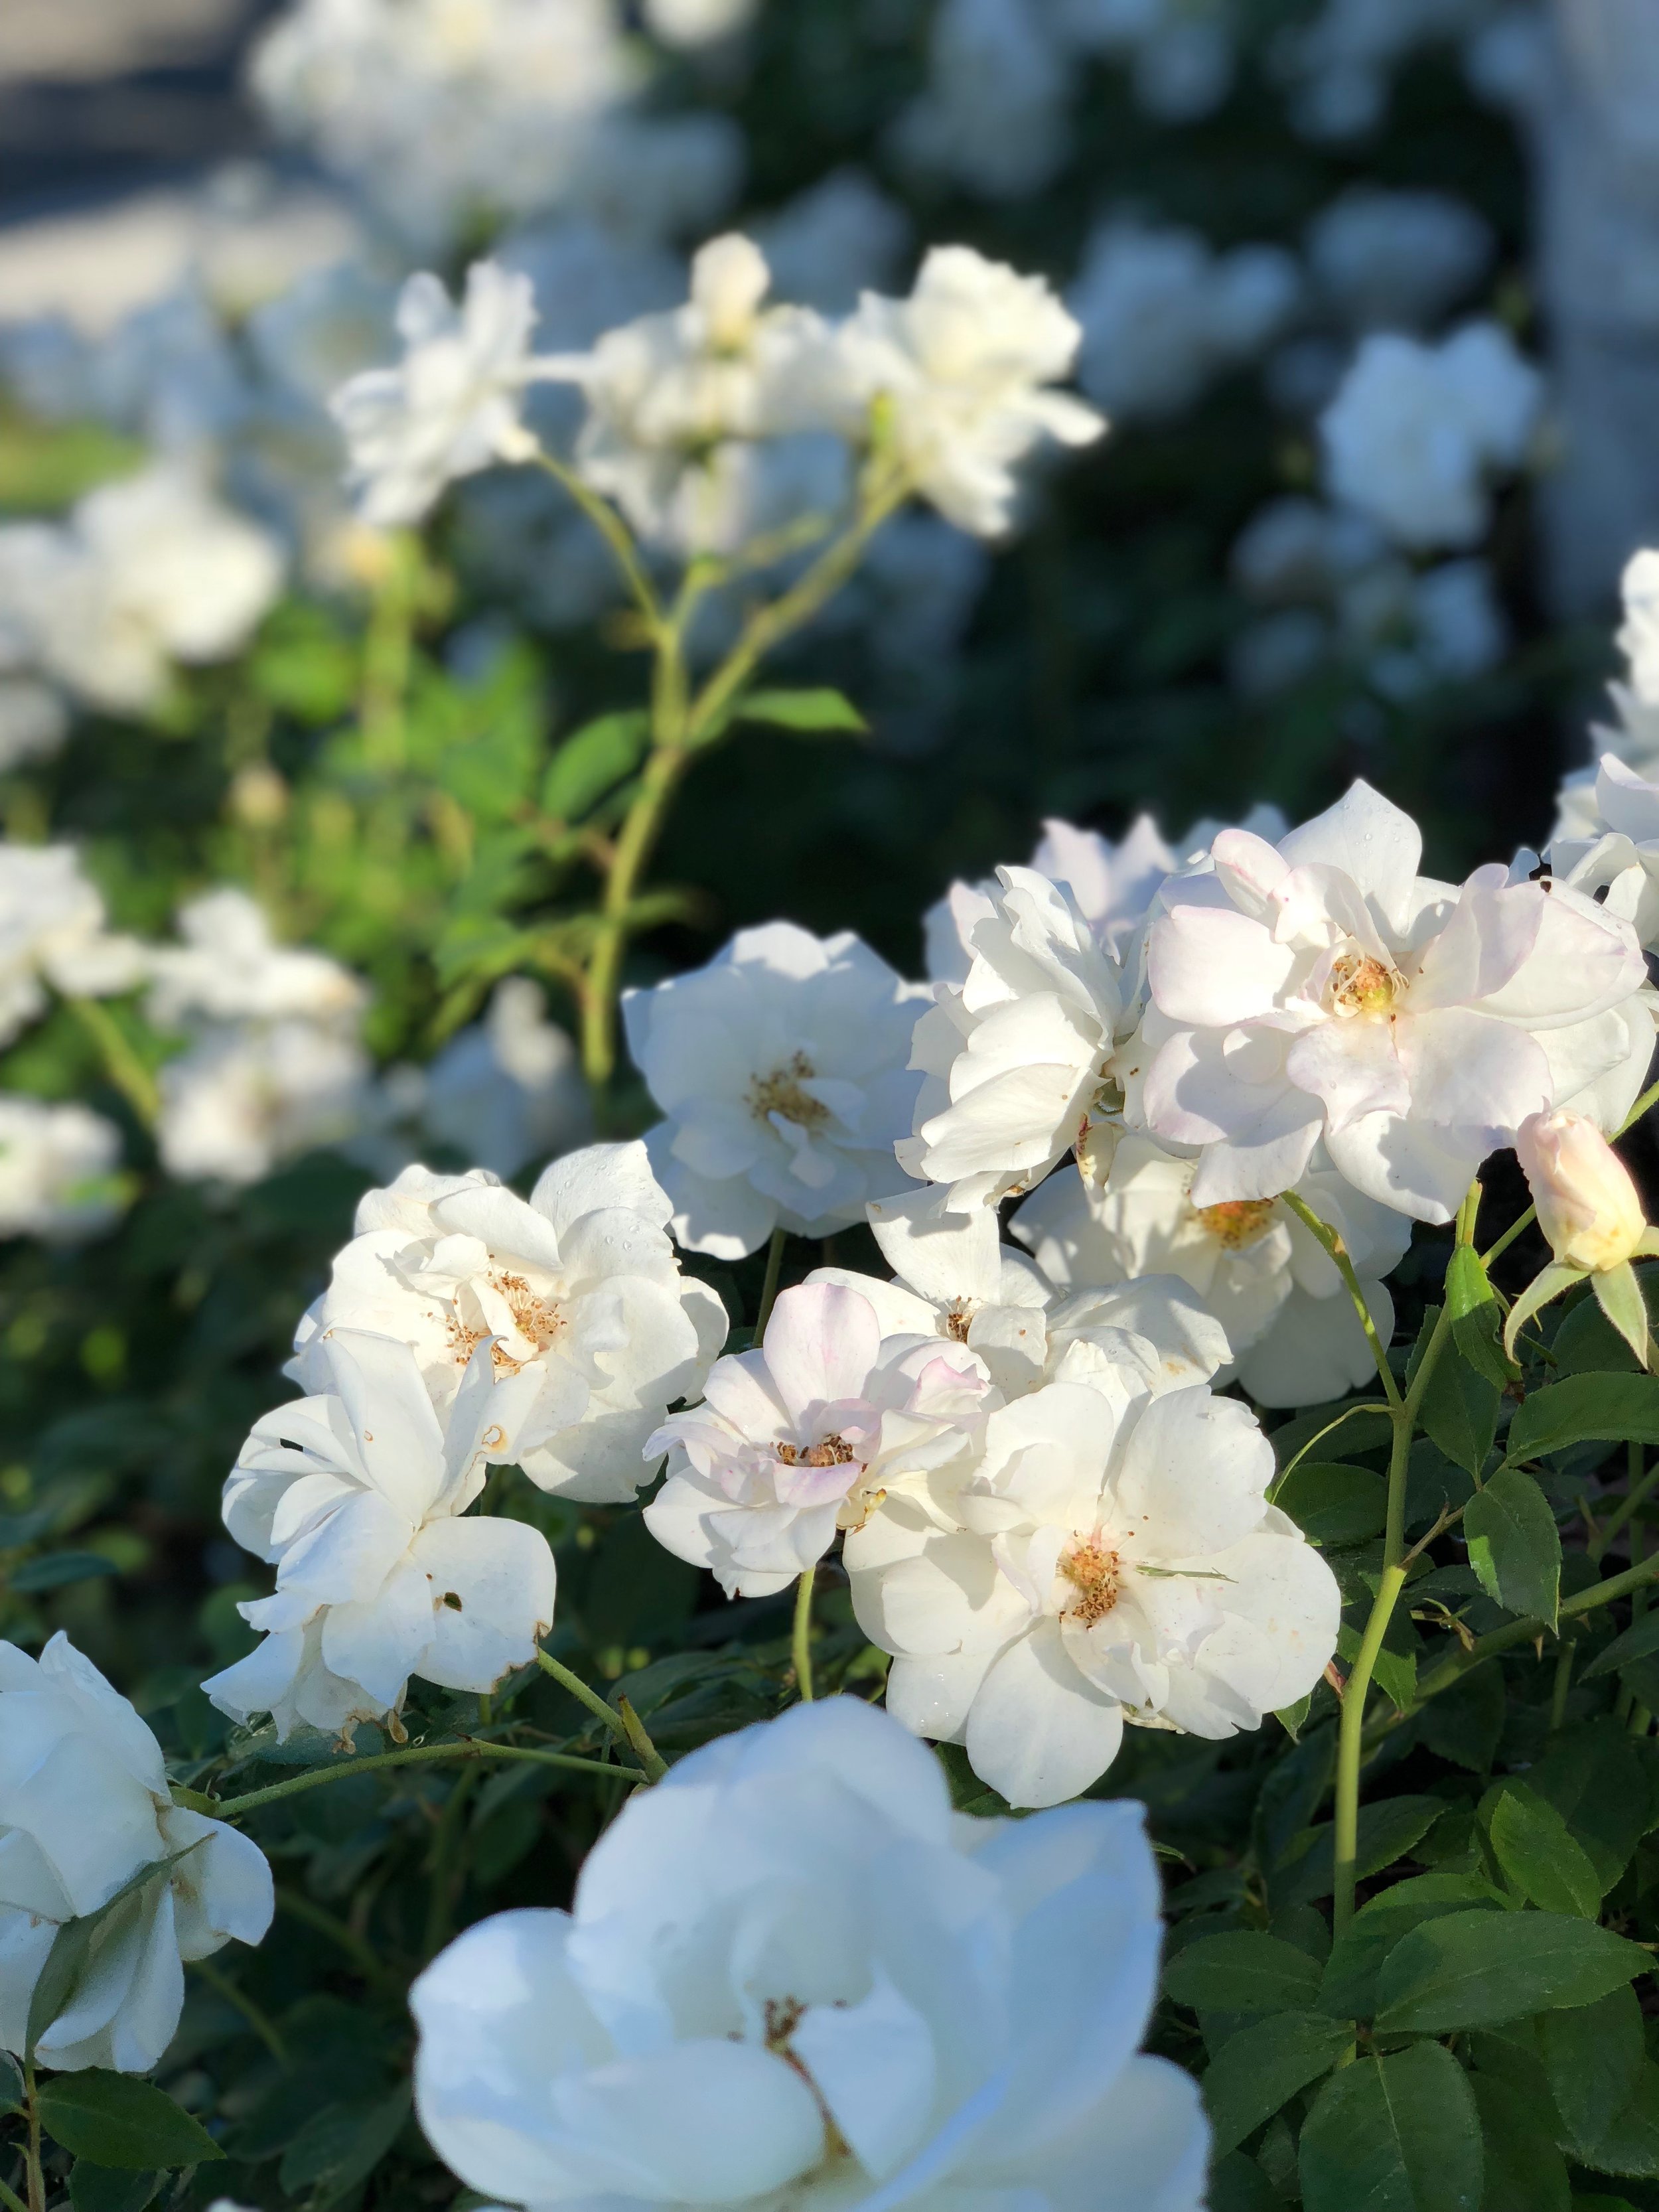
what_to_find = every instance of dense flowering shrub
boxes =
[5,5,1659,2212]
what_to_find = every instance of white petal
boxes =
[964,1621,1124,1808]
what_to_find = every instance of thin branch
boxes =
[1281,1191,1402,1408]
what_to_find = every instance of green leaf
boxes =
[1275,1795,1445,1908]
[1336,1611,1419,1715]
[540,709,649,822]
[28,1846,200,2058]
[1539,1987,1646,2159]
[1522,1722,1656,1893]
[1273,1462,1388,1546]
[277,2085,410,2203]
[733,688,867,735]
[1552,1267,1659,1375]
[1569,2063,1659,2179]
[0,2051,21,2116]
[1488,1784,1603,1917]
[9,1551,120,1593]
[37,2075,223,2170]
[1201,2012,1354,2156]
[1374,1910,1651,2034]
[1420,1345,1500,1477]
[1505,1374,1659,1462]
[1447,1246,1516,1388]
[1584,1611,1659,1681]
[1164,1932,1325,2016]
[1470,2073,1571,2212]
[1210,2152,1279,2212]
[1464,1467,1561,1629]
[70,2167,160,2212]
[1320,1874,1509,2022]
[1300,2043,1484,2212]
[1419,1666,1507,1775]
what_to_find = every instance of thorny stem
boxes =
[1281,1193,1402,1410]
[755,1227,787,1339]
[174,1737,640,1819]
[793,1565,817,1704]
[66,995,159,1127]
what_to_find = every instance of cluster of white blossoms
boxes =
[332,233,1106,545]
[0,465,285,741]
[251,0,743,257]
[1318,320,1544,553]
[0,1633,273,2073]
[411,1696,1208,2212]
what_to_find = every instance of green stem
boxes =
[184,1737,638,1819]
[191,1954,288,2063]
[534,452,662,628]
[359,534,421,772]
[1593,1443,1659,1564]
[1333,1562,1407,1934]
[1482,1208,1534,1269]
[616,1695,670,1783]
[66,995,159,1126]
[22,2064,41,2212]
[1619,1078,1659,1140]
[793,1565,817,1704]
[1281,1192,1402,1408]
[755,1227,787,1339]
[1331,1291,1455,1933]
[536,1649,666,1779]
[423,1768,477,1959]
[1550,1639,1575,1732]
[1394,1548,1659,1722]
[0,2167,29,2212]
[273,1888,403,2000]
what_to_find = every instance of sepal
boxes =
[1592,1259,1653,1368]
[1502,1260,1585,1360]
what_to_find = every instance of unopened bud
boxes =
[1515,1109,1646,1272]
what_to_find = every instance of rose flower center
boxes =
[748,1051,830,1130]
[1060,1533,1122,1628]
[1327,952,1398,1017]
[1194,1197,1279,1250]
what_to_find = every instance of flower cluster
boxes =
[334,235,1105,547]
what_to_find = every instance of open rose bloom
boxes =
[1143,780,1648,1221]
[411,1698,1207,2212]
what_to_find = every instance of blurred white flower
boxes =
[835,247,1106,537]
[1231,496,1385,604]
[1273,0,1494,141]
[849,1376,1338,1806]
[1069,215,1299,420]
[0,466,285,717]
[1319,322,1544,552]
[642,0,757,44]
[645,1281,995,1596]
[148,887,365,1030]
[1142,780,1647,1220]
[893,0,1073,202]
[551,234,845,557]
[0,1096,126,1245]
[291,1143,727,1503]
[157,1019,373,1187]
[412,1696,1208,2212]
[206,1328,556,1741]
[1306,186,1493,332]
[253,0,731,254]
[0,1632,272,2073]
[1013,1135,1409,1406]
[0,843,145,1045]
[900,865,1128,1211]
[417,977,591,1179]
[624,921,928,1259]
[1352,555,1509,701]
[1583,548,1659,783]
[0,680,69,773]
[1551,754,1659,955]
[333,261,557,527]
